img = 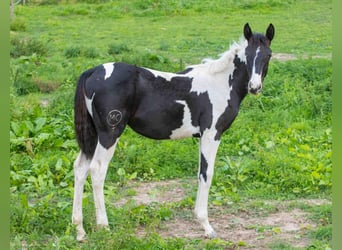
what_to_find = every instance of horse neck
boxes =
[229,54,249,104]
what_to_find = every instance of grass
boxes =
[10,0,332,249]
[11,0,331,79]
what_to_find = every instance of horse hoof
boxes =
[75,227,87,242]
[206,230,217,239]
[76,233,87,242]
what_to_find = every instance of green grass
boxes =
[10,0,331,90]
[10,0,332,248]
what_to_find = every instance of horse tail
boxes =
[74,67,98,159]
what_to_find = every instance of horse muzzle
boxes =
[248,81,262,95]
[248,72,263,95]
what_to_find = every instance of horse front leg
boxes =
[194,134,220,238]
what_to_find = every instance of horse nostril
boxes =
[248,82,253,91]
[248,83,262,95]
[249,88,257,94]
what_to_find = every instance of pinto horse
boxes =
[72,23,275,241]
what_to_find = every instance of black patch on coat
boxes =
[128,67,212,139]
[127,68,191,139]
[187,91,213,135]
[215,56,249,140]
[200,153,208,182]
[84,63,138,148]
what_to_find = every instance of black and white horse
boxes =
[72,23,275,241]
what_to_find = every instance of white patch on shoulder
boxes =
[85,93,95,117]
[103,63,115,80]
[170,100,200,139]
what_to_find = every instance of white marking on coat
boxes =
[89,140,118,226]
[85,93,95,117]
[103,63,115,80]
[187,40,248,127]
[170,100,200,139]
[145,68,175,81]
[195,131,220,237]
[187,65,236,132]
[72,152,91,241]
[249,47,262,90]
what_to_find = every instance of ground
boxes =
[112,179,330,249]
[272,53,332,61]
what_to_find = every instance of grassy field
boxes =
[10,0,332,249]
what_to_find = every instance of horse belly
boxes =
[169,100,200,139]
[128,100,199,140]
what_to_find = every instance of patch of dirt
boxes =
[114,179,195,206]
[115,179,331,249]
[155,207,316,249]
[272,52,332,61]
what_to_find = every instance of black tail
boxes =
[74,68,98,159]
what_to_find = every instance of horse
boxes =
[72,23,275,241]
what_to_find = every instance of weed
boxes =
[32,77,60,93]
[64,46,100,58]
[10,17,27,32]
[268,242,296,249]
[83,46,100,58]
[12,77,40,96]
[36,0,60,5]
[10,35,49,58]
[64,46,82,58]
[215,156,249,193]
[311,225,332,241]
[108,43,131,55]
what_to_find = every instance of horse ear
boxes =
[244,23,253,41]
[266,23,275,42]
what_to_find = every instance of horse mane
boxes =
[188,37,247,74]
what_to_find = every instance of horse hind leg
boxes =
[89,138,118,229]
[72,151,91,241]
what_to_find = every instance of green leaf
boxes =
[34,117,47,132]
[11,121,21,136]
[272,227,282,234]
[238,241,247,246]
[265,140,275,149]
[60,181,68,187]
[129,172,137,180]
[24,120,34,133]
[55,158,63,171]
[35,133,50,145]
[27,176,37,183]
[117,168,125,176]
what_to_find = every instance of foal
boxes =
[72,23,275,241]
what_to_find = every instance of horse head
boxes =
[243,23,275,94]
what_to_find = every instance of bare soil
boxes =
[114,179,331,249]
[272,53,332,61]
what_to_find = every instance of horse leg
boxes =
[194,133,220,238]
[89,139,117,229]
[72,151,91,241]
